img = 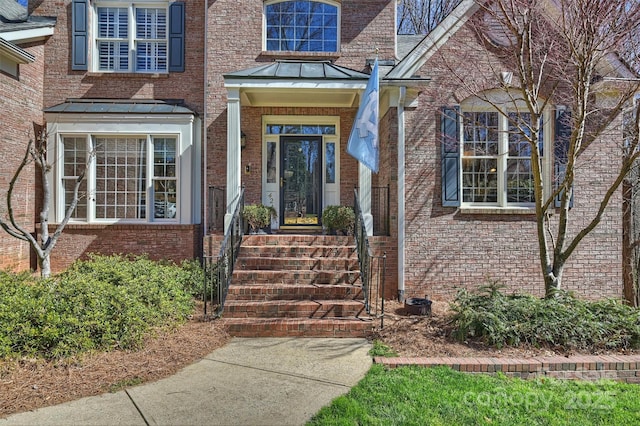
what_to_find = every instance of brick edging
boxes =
[373,355,640,383]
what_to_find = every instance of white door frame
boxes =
[261,115,340,230]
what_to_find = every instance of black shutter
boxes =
[554,108,573,208]
[441,106,461,207]
[169,2,185,72]
[71,0,88,71]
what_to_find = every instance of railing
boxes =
[207,186,226,233]
[354,188,386,328]
[203,188,244,317]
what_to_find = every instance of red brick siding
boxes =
[45,224,202,273]
[0,42,46,272]
[205,0,396,204]
[402,23,623,300]
[34,1,205,114]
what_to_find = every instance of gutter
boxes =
[397,86,406,302]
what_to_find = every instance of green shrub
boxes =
[0,255,199,360]
[242,204,276,232]
[322,205,355,235]
[450,282,640,350]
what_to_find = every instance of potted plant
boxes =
[243,204,277,234]
[322,205,355,235]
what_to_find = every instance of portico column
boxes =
[359,163,373,236]
[225,88,241,232]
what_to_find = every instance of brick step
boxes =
[223,299,366,318]
[242,235,355,247]
[235,256,358,271]
[226,283,364,301]
[232,270,360,285]
[221,317,374,337]
[239,245,356,258]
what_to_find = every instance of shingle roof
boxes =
[44,99,196,115]
[0,15,56,34]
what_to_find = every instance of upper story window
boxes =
[264,0,339,52]
[96,4,167,72]
[70,0,184,73]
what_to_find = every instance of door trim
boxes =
[261,115,341,231]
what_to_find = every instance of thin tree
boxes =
[0,130,93,277]
[397,0,462,35]
[443,0,640,298]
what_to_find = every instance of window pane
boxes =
[462,158,498,203]
[265,0,339,52]
[507,159,534,203]
[94,137,147,219]
[267,142,277,183]
[326,142,335,184]
[63,137,88,220]
[152,138,177,219]
[463,112,498,156]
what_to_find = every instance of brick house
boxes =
[0,0,632,306]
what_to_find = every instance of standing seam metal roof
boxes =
[223,60,371,80]
[44,99,196,115]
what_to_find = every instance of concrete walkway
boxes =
[1,338,372,426]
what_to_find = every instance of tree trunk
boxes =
[40,254,51,278]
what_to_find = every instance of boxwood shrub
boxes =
[0,254,202,360]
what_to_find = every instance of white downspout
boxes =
[397,86,406,302]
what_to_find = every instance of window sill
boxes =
[259,51,341,61]
[86,72,169,78]
[459,207,536,215]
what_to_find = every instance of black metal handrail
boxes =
[203,187,244,317]
[354,188,386,328]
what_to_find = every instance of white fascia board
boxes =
[1,26,55,44]
[224,78,367,91]
[0,37,34,63]
[387,0,480,79]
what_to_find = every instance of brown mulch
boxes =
[0,311,230,418]
[371,299,639,359]
[2,299,637,418]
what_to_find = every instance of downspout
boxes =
[397,86,406,302]
[202,0,209,254]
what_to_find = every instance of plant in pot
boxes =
[322,205,355,235]
[243,204,277,234]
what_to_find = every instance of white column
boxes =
[224,88,241,232]
[397,87,406,301]
[359,162,373,236]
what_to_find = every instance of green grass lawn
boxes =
[308,365,640,426]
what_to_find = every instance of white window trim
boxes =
[92,0,169,74]
[45,113,199,225]
[458,102,551,210]
[262,0,341,53]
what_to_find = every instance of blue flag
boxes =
[347,59,379,173]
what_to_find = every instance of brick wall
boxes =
[0,42,46,272]
[401,22,623,300]
[34,1,205,114]
[205,0,396,207]
[375,355,640,384]
[44,224,202,273]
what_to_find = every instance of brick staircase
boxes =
[221,234,374,337]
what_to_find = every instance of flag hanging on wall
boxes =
[347,59,379,173]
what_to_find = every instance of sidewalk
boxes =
[1,338,372,426]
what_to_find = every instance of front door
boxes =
[280,136,322,226]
